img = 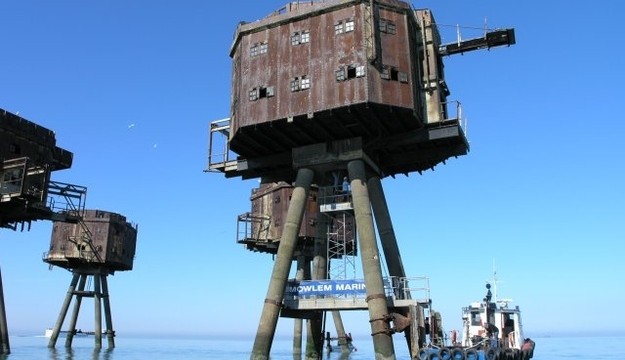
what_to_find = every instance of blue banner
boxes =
[286,279,367,296]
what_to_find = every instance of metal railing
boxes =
[206,118,238,173]
[236,212,272,244]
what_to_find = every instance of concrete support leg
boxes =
[331,311,351,353]
[347,160,396,360]
[251,168,314,360]
[367,176,406,279]
[368,176,414,354]
[65,274,87,348]
[94,273,103,349]
[101,275,115,348]
[293,256,305,359]
[49,272,81,348]
[0,267,10,355]
[305,213,328,359]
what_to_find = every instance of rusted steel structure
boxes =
[207,0,515,358]
[44,209,138,349]
[226,0,469,181]
[0,109,74,230]
[1,109,78,355]
[45,210,137,271]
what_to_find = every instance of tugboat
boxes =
[419,282,535,360]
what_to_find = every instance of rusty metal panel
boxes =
[0,109,73,170]
[415,9,447,124]
[229,0,424,136]
[368,6,415,108]
[250,182,319,243]
[46,210,137,271]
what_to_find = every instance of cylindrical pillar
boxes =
[101,274,115,348]
[49,272,81,348]
[293,256,305,359]
[94,273,102,349]
[368,176,406,280]
[0,267,10,354]
[305,209,329,359]
[347,160,396,360]
[251,168,314,360]
[65,274,87,347]
[369,175,416,354]
[331,310,350,353]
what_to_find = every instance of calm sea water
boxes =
[2,334,624,359]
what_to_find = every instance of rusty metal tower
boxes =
[1,109,77,354]
[206,1,514,359]
[1,109,138,352]
[43,209,138,349]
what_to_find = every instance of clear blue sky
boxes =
[1,0,623,341]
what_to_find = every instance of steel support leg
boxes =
[347,160,396,360]
[305,212,328,359]
[293,256,305,359]
[368,176,415,354]
[101,274,115,348]
[65,274,87,347]
[49,272,81,348]
[0,267,10,354]
[331,310,350,353]
[368,176,406,279]
[94,273,102,349]
[251,168,314,360]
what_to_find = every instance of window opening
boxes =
[249,88,258,101]
[292,31,310,45]
[347,66,357,79]
[249,86,274,100]
[251,42,268,56]
[356,65,365,77]
[335,21,344,35]
[336,64,366,81]
[345,19,355,32]
[301,30,310,43]
[291,78,300,92]
[391,68,399,81]
[300,76,310,89]
[335,68,345,81]
[379,18,396,34]
[291,76,310,91]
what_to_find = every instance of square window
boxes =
[291,79,300,92]
[301,76,310,90]
[398,72,408,83]
[387,21,396,34]
[381,68,391,80]
[356,65,365,77]
[259,42,268,54]
[301,31,310,44]
[378,19,387,32]
[335,68,346,81]
[391,68,399,81]
[249,88,258,101]
[266,86,275,97]
[250,44,258,57]
[291,33,300,46]
[345,20,355,32]
[346,66,356,79]
[335,21,344,35]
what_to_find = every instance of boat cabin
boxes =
[461,284,526,350]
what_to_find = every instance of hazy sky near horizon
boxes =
[1,0,624,342]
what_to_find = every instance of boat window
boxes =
[471,312,481,326]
